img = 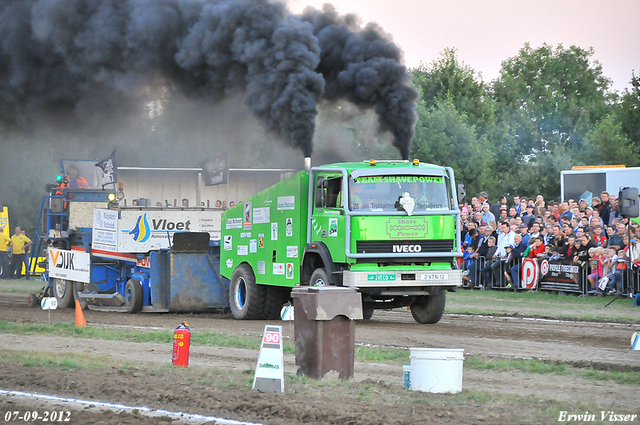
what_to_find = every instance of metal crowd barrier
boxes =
[464,252,639,297]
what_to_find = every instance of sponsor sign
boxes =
[285,218,293,237]
[96,209,223,253]
[328,218,338,237]
[49,248,90,283]
[286,263,294,279]
[257,261,266,275]
[223,235,232,251]
[539,258,582,292]
[273,263,285,275]
[386,218,428,239]
[250,239,257,253]
[271,222,278,240]
[253,207,270,224]
[252,325,284,393]
[237,245,248,256]
[277,196,295,210]
[286,246,298,258]
[243,202,252,230]
[242,202,253,230]
[226,218,242,229]
[92,209,118,252]
[521,258,540,289]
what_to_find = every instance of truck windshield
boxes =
[348,175,451,211]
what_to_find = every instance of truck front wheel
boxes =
[53,278,74,309]
[124,279,143,314]
[410,288,446,324]
[309,268,329,287]
[230,264,266,320]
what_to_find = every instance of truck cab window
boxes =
[322,176,342,208]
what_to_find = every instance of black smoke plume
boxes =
[0,0,417,158]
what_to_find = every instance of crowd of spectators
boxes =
[459,191,640,295]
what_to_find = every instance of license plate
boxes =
[420,273,446,281]
[367,274,397,281]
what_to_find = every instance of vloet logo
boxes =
[392,244,422,253]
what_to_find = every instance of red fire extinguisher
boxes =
[172,321,191,367]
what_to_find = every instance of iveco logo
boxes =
[392,244,422,253]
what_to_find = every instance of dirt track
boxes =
[1,294,640,424]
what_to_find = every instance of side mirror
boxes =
[315,188,325,208]
[457,183,467,205]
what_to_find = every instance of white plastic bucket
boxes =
[410,348,464,393]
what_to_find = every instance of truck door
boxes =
[311,173,347,263]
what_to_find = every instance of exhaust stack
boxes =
[304,157,311,171]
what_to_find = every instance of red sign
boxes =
[263,331,281,345]
[521,258,539,289]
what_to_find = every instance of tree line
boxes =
[409,43,640,202]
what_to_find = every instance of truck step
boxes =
[86,305,169,313]
[80,292,125,307]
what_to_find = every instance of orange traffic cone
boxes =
[75,300,86,327]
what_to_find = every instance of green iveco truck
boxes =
[220,159,463,324]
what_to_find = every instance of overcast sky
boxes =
[289,0,640,92]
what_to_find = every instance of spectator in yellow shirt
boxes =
[9,227,31,279]
[0,229,9,279]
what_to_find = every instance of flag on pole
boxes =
[95,150,117,188]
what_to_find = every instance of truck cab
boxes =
[304,160,462,323]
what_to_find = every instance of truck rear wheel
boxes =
[124,279,143,314]
[53,278,74,309]
[410,289,446,324]
[363,308,374,320]
[230,264,266,320]
[309,268,329,287]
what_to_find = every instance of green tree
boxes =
[412,48,495,131]
[580,114,639,166]
[492,43,613,197]
[618,70,640,152]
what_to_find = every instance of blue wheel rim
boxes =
[236,278,247,309]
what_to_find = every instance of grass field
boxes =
[446,289,640,321]
[0,278,46,293]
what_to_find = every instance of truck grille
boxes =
[356,240,454,254]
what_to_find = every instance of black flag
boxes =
[95,150,117,188]
[202,153,228,186]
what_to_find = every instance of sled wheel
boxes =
[124,279,143,314]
